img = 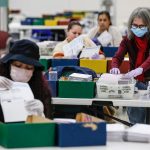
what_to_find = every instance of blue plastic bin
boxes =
[51,59,79,67]
[57,122,106,147]
[32,29,52,41]
[103,47,118,57]
[47,80,57,97]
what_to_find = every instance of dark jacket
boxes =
[111,37,150,81]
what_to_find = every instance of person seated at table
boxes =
[88,11,122,47]
[0,39,53,121]
[52,21,104,59]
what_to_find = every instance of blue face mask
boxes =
[131,27,148,37]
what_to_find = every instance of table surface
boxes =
[1,142,150,150]
[52,91,150,107]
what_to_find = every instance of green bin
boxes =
[0,122,55,148]
[58,80,95,98]
[32,18,44,25]
[40,58,50,71]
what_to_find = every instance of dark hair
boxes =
[67,21,82,31]
[97,11,112,25]
[0,62,53,119]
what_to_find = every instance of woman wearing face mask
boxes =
[88,11,122,47]
[0,39,53,121]
[110,7,150,124]
[52,21,99,58]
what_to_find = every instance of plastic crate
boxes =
[96,82,135,99]
[103,47,118,57]
[58,80,95,98]
[0,122,55,148]
[44,19,58,26]
[32,29,52,41]
[57,122,106,147]
[80,59,107,74]
[51,59,79,67]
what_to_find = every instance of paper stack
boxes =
[107,123,126,141]
[68,73,92,82]
[79,46,100,59]
[124,124,150,143]
[98,73,133,84]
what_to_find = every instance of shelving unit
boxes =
[9,23,67,41]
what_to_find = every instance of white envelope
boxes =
[63,35,84,57]
[97,30,112,46]
[0,82,34,123]
[79,46,100,59]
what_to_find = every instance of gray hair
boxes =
[127,7,150,40]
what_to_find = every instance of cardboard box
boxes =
[57,122,106,147]
[0,116,56,148]
[80,59,107,74]
[76,113,104,122]
[58,80,95,98]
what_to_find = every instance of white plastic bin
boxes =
[96,82,135,99]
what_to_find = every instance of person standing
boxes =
[110,7,150,124]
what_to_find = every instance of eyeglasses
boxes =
[131,24,147,30]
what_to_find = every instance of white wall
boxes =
[116,0,150,25]
[9,0,100,16]
[9,0,150,26]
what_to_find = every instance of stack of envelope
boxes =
[68,73,92,82]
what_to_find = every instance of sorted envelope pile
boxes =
[124,124,150,143]
[107,123,126,142]
[68,73,92,82]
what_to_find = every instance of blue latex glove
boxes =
[123,67,143,79]
[92,38,101,46]
[110,68,120,74]
[25,99,44,116]
[91,53,100,59]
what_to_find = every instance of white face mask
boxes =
[10,65,33,82]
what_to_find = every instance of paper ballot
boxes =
[0,82,34,123]
[79,46,100,59]
[63,35,84,57]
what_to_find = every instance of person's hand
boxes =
[53,52,64,58]
[110,68,120,74]
[92,38,101,46]
[123,67,143,79]
[0,76,13,90]
[91,53,100,59]
[25,99,44,116]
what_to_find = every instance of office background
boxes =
[9,0,150,26]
